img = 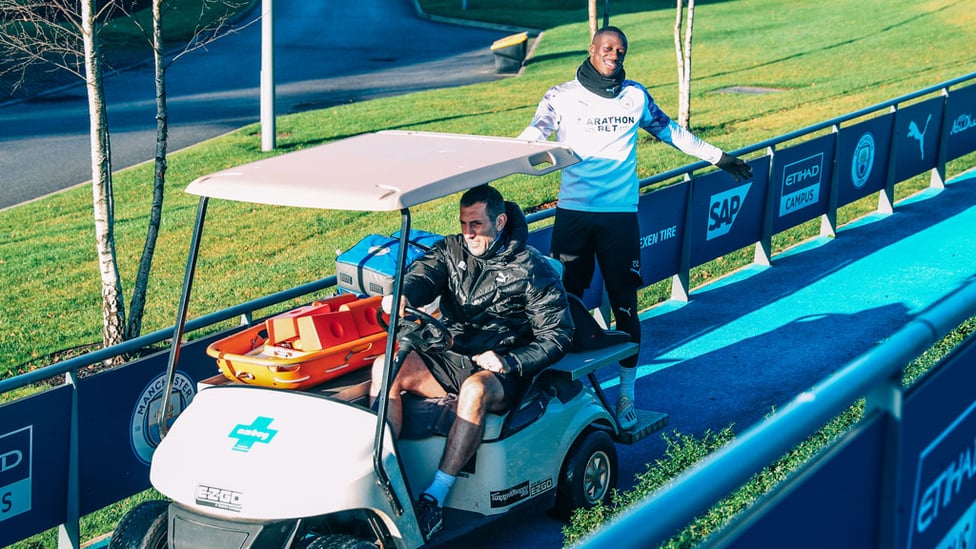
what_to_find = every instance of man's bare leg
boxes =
[369,353,446,439]
[438,371,507,476]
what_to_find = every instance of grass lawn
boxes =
[2,0,975,546]
[3,0,974,377]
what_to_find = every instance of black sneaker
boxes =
[416,493,443,540]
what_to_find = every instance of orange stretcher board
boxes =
[206,295,388,390]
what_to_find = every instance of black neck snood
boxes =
[576,58,626,99]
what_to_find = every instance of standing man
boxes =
[370,184,573,540]
[518,26,751,431]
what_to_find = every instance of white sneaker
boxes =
[616,395,638,431]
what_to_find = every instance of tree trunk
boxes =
[588,0,597,39]
[674,0,695,129]
[81,0,127,353]
[126,0,167,340]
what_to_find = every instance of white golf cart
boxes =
[110,131,667,549]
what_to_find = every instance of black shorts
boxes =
[416,350,526,410]
[550,208,642,295]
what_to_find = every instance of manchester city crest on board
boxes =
[851,132,875,189]
[130,371,196,464]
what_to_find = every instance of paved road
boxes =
[0,0,512,210]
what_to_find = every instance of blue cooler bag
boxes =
[336,230,444,296]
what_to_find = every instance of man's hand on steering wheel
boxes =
[376,297,453,354]
[380,294,406,318]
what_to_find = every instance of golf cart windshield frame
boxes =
[160,130,579,516]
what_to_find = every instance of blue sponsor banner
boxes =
[900,334,976,549]
[893,97,944,182]
[527,224,606,309]
[0,386,71,548]
[836,114,893,207]
[719,414,885,548]
[690,156,770,267]
[772,134,835,233]
[946,84,976,161]
[77,333,223,514]
[637,181,689,286]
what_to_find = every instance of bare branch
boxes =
[0,0,87,89]
[167,0,257,67]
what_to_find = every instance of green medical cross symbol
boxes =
[229,416,278,452]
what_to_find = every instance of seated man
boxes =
[369,184,574,540]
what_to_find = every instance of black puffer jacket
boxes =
[401,201,574,377]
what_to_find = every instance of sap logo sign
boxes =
[707,183,752,241]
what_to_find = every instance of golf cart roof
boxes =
[185,131,579,211]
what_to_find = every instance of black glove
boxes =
[716,153,752,182]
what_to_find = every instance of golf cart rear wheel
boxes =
[307,533,377,549]
[553,430,617,519]
[108,500,169,549]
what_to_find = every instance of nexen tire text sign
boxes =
[637,182,689,286]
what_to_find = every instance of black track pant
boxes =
[550,208,641,368]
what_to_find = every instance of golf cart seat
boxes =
[399,293,631,441]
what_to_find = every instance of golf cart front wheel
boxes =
[553,429,617,519]
[108,500,169,549]
[307,533,377,549]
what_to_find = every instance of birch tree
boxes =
[1,0,126,354]
[122,0,251,339]
[588,0,598,38]
[674,0,695,128]
[0,0,250,354]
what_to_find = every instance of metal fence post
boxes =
[57,370,80,549]
[820,124,841,238]
[670,173,695,301]
[754,146,776,266]
[865,372,903,548]
[931,88,950,189]
[879,105,899,214]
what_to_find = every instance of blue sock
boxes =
[619,365,636,401]
[424,469,456,506]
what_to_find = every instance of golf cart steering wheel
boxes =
[377,303,453,354]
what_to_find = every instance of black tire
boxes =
[108,500,169,549]
[552,429,618,519]
[307,533,378,549]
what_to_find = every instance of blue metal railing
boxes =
[0,276,337,394]
[582,280,976,549]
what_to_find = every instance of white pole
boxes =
[260,0,276,151]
